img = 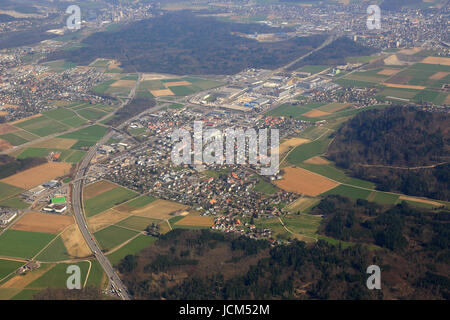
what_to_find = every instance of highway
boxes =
[70,73,171,300]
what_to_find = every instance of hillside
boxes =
[327,107,450,200]
[113,220,449,300]
[46,12,326,75]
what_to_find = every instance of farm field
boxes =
[117,199,188,220]
[286,196,321,214]
[174,212,214,228]
[0,162,72,190]
[0,196,29,210]
[253,177,279,195]
[35,236,71,262]
[83,186,139,217]
[94,225,139,251]
[0,230,55,259]
[321,184,372,201]
[274,167,339,196]
[59,124,108,142]
[42,60,77,72]
[11,212,74,234]
[83,180,118,200]
[0,259,24,280]
[138,76,225,97]
[107,235,157,266]
[0,182,24,201]
[13,115,71,137]
[116,216,159,232]
[278,137,310,156]
[60,224,91,258]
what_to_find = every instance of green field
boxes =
[371,192,400,205]
[0,230,55,259]
[286,136,332,165]
[266,102,324,119]
[0,197,29,210]
[254,178,278,195]
[321,184,372,201]
[92,80,116,94]
[0,133,28,146]
[70,140,97,150]
[116,216,159,232]
[42,60,77,72]
[14,116,70,137]
[35,236,71,262]
[43,108,77,121]
[60,116,88,128]
[0,182,24,201]
[84,187,139,217]
[107,235,157,265]
[77,108,108,121]
[65,150,86,163]
[0,259,24,280]
[26,262,89,290]
[298,162,375,189]
[59,125,108,142]
[94,225,139,251]
[125,195,158,209]
[282,214,322,240]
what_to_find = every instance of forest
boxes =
[111,214,448,300]
[46,12,326,75]
[327,107,450,200]
[104,98,156,127]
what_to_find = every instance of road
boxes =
[70,74,172,300]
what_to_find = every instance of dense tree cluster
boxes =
[327,107,450,200]
[105,98,156,127]
[46,12,326,75]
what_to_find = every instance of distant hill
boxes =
[327,107,450,200]
[46,12,327,75]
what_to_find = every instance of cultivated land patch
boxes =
[0,259,24,280]
[35,236,70,262]
[107,235,157,266]
[274,167,339,196]
[429,72,449,80]
[174,214,214,228]
[321,184,372,201]
[304,156,330,165]
[303,109,331,118]
[60,224,91,258]
[378,68,401,76]
[164,81,192,87]
[382,83,426,90]
[121,199,189,220]
[286,197,320,214]
[115,216,159,232]
[30,138,77,149]
[83,180,118,200]
[0,264,54,291]
[110,80,136,87]
[84,187,139,217]
[0,139,13,151]
[11,212,73,234]
[0,124,19,134]
[317,103,352,113]
[421,56,450,66]
[94,225,139,252]
[278,138,310,155]
[87,208,130,233]
[150,88,174,97]
[0,230,55,259]
[25,262,89,290]
[0,162,72,190]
